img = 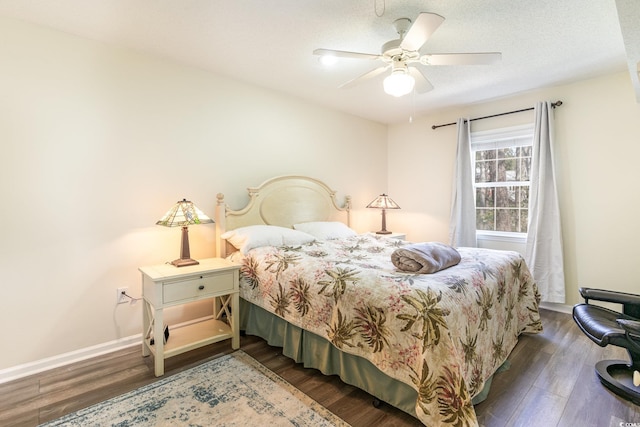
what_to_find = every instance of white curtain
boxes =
[525,102,566,303]
[449,118,477,247]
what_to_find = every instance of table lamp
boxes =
[366,194,400,235]
[156,199,214,267]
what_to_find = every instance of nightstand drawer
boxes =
[163,271,235,304]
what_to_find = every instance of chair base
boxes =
[595,360,640,406]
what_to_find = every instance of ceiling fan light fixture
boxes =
[383,69,415,97]
[319,54,338,67]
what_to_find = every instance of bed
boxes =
[215,175,543,427]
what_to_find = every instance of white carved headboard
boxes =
[215,175,351,257]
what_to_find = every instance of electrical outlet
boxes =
[116,287,128,304]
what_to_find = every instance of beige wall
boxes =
[0,16,387,371]
[388,71,640,307]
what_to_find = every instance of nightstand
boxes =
[386,232,406,240]
[139,258,240,376]
[374,232,406,240]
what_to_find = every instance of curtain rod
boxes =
[431,101,563,130]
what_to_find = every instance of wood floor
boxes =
[1,308,639,426]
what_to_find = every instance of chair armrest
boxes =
[580,287,640,319]
[579,287,640,305]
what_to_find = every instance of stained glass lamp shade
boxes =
[366,194,400,235]
[156,199,214,267]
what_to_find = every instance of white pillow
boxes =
[293,221,357,240]
[221,225,316,253]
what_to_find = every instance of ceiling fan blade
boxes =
[421,52,502,66]
[409,67,434,93]
[339,66,390,89]
[313,48,381,61]
[400,13,445,52]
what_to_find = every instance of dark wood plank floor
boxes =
[1,308,639,426]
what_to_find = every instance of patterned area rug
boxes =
[40,350,350,426]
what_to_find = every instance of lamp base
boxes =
[376,230,392,235]
[170,258,200,267]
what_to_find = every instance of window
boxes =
[471,125,534,238]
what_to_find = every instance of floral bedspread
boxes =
[233,234,542,427]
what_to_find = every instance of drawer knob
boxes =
[198,285,205,290]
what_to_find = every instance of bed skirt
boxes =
[239,298,494,418]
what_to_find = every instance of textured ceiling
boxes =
[615,0,640,102]
[0,0,636,124]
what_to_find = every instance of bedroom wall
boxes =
[387,71,640,308]
[0,16,387,372]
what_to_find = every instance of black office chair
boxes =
[573,287,640,405]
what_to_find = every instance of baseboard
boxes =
[540,301,573,314]
[0,316,216,385]
[0,334,142,385]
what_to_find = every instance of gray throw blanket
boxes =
[391,242,461,274]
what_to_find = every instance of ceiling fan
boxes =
[313,12,501,97]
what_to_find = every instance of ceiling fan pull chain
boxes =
[409,89,416,123]
[374,0,385,17]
